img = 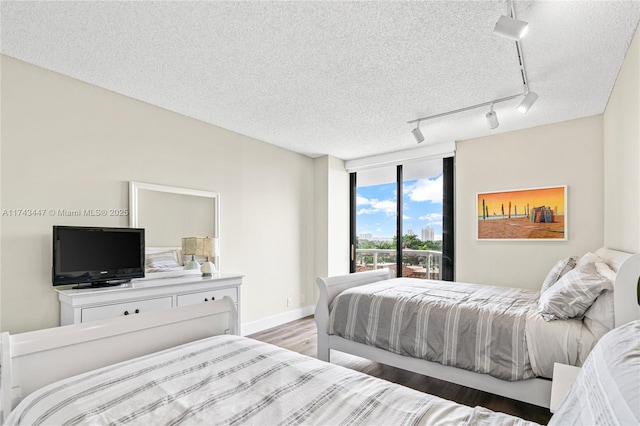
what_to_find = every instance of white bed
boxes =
[315,247,640,408]
[1,298,538,426]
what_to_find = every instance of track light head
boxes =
[517,91,538,113]
[412,124,425,143]
[486,105,499,129]
[494,15,528,41]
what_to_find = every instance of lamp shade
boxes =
[182,237,218,258]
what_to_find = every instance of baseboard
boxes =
[241,304,315,336]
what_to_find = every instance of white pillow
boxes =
[595,261,616,283]
[582,261,616,338]
[576,251,597,268]
[537,262,612,321]
[146,250,182,271]
[540,256,578,293]
[583,289,615,339]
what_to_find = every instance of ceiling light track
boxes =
[408,0,537,143]
[407,93,521,125]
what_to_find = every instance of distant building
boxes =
[359,233,373,241]
[421,227,435,241]
[373,236,394,243]
[407,229,415,236]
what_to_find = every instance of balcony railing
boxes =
[355,248,442,280]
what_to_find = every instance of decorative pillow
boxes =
[582,261,616,338]
[146,251,182,271]
[576,251,597,268]
[583,289,615,339]
[540,256,578,293]
[537,262,612,321]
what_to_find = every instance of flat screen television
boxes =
[52,226,145,287]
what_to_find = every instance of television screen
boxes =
[53,226,145,286]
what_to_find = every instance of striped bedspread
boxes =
[5,334,537,426]
[328,278,539,381]
[549,320,640,425]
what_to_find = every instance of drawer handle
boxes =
[204,296,216,302]
[204,298,208,302]
[124,310,129,316]
[135,309,140,314]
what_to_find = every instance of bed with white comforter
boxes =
[5,321,638,426]
[4,334,535,426]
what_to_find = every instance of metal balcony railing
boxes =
[355,248,442,280]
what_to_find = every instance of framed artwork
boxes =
[477,185,567,241]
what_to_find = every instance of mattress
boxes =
[5,334,537,426]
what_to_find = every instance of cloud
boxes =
[419,213,442,223]
[356,197,397,216]
[356,195,370,206]
[407,176,443,203]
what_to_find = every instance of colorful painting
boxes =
[477,185,567,240]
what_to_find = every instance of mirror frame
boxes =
[129,181,220,278]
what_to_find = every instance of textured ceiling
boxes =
[1,1,639,160]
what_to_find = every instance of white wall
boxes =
[455,116,605,289]
[0,56,317,333]
[603,26,640,253]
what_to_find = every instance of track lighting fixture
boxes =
[486,104,499,129]
[493,15,529,41]
[412,122,425,143]
[407,94,519,140]
[407,1,536,141]
[517,91,538,113]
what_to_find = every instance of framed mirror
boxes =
[129,181,220,278]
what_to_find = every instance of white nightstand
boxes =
[550,362,581,413]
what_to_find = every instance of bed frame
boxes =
[0,296,237,423]
[315,248,639,409]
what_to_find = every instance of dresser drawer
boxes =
[177,287,237,306]
[81,297,173,323]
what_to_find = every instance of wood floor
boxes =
[249,315,553,425]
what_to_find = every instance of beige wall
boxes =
[313,155,350,285]
[0,56,317,333]
[603,26,640,253]
[455,116,605,289]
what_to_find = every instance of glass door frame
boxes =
[349,158,454,280]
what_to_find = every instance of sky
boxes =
[477,186,566,218]
[356,174,443,241]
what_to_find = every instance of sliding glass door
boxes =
[350,157,454,280]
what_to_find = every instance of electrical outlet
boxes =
[286,297,292,307]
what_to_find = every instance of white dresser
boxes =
[56,273,243,334]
